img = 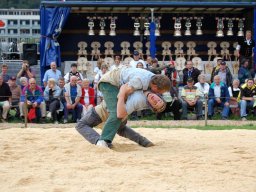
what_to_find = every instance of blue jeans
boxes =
[64,103,83,121]
[208,99,230,118]
[239,100,254,117]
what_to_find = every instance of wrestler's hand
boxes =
[118,84,134,100]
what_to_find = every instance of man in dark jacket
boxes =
[182,60,201,85]
[211,61,233,87]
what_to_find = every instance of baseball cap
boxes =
[10,76,16,81]
[216,57,223,61]
[133,50,139,56]
[220,61,226,65]
[187,77,194,82]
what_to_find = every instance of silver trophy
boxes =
[87,17,95,36]
[216,17,224,37]
[98,17,106,36]
[195,17,203,35]
[173,17,182,37]
[155,17,161,36]
[237,18,245,37]
[144,18,150,36]
[133,17,140,36]
[109,17,117,36]
[226,18,234,36]
[184,17,192,36]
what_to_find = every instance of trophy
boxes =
[195,17,203,35]
[216,17,224,37]
[87,17,95,36]
[237,18,245,37]
[144,18,150,36]
[155,17,161,36]
[109,17,117,36]
[184,17,192,36]
[98,17,106,36]
[226,18,234,36]
[173,17,182,37]
[133,17,140,36]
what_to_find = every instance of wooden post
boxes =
[204,95,208,127]
[24,92,28,128]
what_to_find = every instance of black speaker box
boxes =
[23,44,38,66]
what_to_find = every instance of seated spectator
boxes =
[149,58,167,74]
[20,78,46,122]
[8,76,21,117]
[19,77,28,91]
[94,64,108,105]
[44,78,62,124]
[64,76,83,123]
[145,56,152,70]
[194,74,210,103]
[0,76,12,122]
[57,77,65,121]
[0,64,10,83]
[156,87,182,120]
[136,62,144,69]
[94,58,104,76]
[237,78,256,121]
[182,60,201,85]
[228,79,240,116]
[129,50,146,68]
[80,78,95,116]
[238,59,251,85]
[43,61,62,87]
[208,75,230,120]
[211,61,233,87]
[110,56,123,71]
[16,60,35,79]
[64,63,83,83]
[181,77,203,120]
[164,60,180,89]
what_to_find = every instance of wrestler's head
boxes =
[144,91,166,113]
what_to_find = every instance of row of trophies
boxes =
[86,16,245,37]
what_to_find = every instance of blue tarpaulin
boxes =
[149,22,156,59]
[40,6,70,84]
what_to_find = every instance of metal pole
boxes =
[24,92,28,128]
[150,8,154,22]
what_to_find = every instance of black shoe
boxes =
[221,116,227,120]
[208,115,212,120]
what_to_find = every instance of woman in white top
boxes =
[194,74,210,102]
[228,79,240,116]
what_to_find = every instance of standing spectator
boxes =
[43,62,62,87]
[0,76,12,122]
[44,78,62,124]
[208,75,230,120]
[63,76,83,123]
[194,74,210,102]
[238,59,251,85]
[64,63,83,83]
[182,60,201,85]
[145,56,152,70]
[236,30,255,70]
[20,78,46,122]
[181,77,203,120]
[80,78,95,116]
[228,79,241,116]
[212,61,233,87]
[0,64,10,83]
[8,76,21,117]
[110,56,123,71]
[19,77,28,91]
[94,58,104,76]
[129,50,146,68]
[16,60,35,79]
[237,78,256,121]
[210,57,223,83]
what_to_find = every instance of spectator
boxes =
[57,77,65,121]
[211,61,233,87]
[129,50,146,68]
[16,60,35,79]
[0,76,12,122]
[210,57,223,83]
[20,78,46,122]
[156,88,182,120]
[43,62,62,87]
[136,62,144,69]
[237,78,256,121]
[145,56,152,70]
[236,30,255,70]
[181,77,203,120]
[228,79,240,116]
[8,76,21,117]
[94,58,104,76]
[238,59,251,85]
[194,74,210,102]
[94,64,108,105]
[110,55,123,71]
[182,60,201,85]
[80,78,95,116]
[64,76,83,123]
[208,75,230,120]
[64,63,83,83]
[164,60,180,88]
[149,58,168,74]
[19,77,28,91]
[44,78,62,124]
[0,64,10,83]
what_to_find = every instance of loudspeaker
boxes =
[23,43,38,66]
